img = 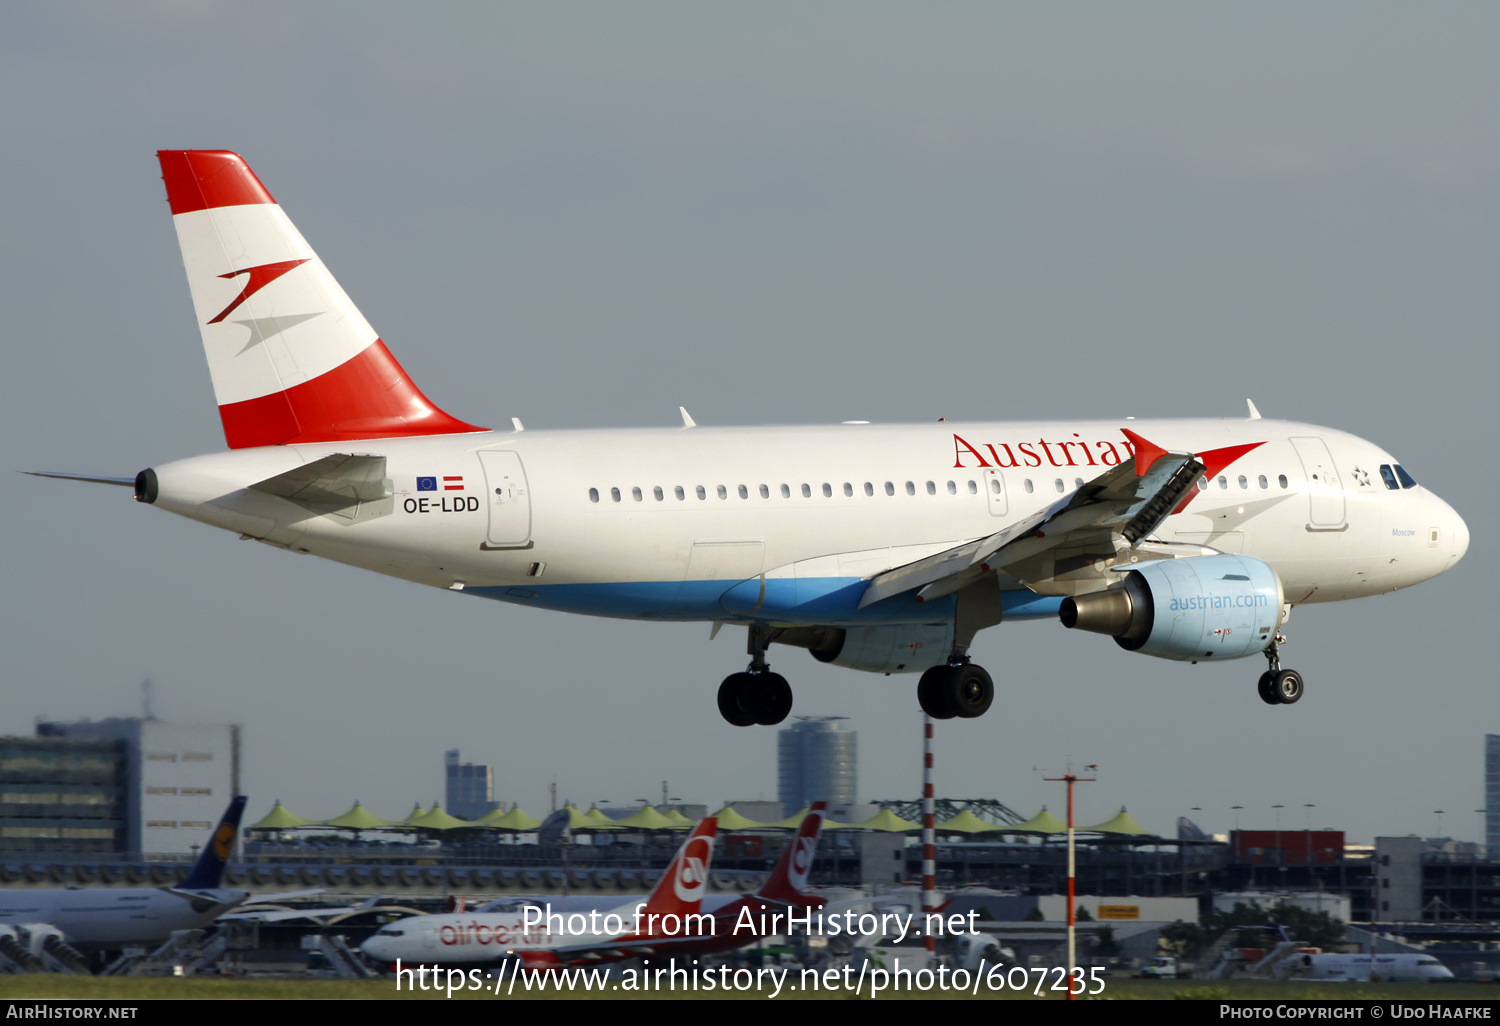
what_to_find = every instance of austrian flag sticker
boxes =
[417,476,466,492]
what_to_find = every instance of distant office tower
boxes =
[33,718,240,855]
[778,717,856,817]
[1487,734,1499,853]
[0,736,129,854]
[445,749,498,821]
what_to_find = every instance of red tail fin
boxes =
[636,817,717,921]
[158,150,484,449]
[756,802,827,901]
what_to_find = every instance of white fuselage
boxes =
[0,886,246,946]
[1296,953,1454,982]
[145,417,1467,635]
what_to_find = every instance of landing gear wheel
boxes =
[944,664,994,719]
[917,665,956,719]
[717,672,757,727]
[1257,671,1279,706]
[1271,669,1303,705]
[751,672,793,725]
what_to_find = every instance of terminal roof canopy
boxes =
[479,806,541,832]
[712,806,771,831]
[614,805,677,831]
[411,804,476,830]
[839,809,919,832]
[250,800,314,830]
[936,809,1001,834]
[1011,807,1068,834]
[323,802,396,830]
[1083,806,1154,836]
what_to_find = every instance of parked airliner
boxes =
[362,805,826,969]
[0,797,248,948]
[31,151,1468,724]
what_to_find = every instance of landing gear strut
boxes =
[917,658,994,720]
[1256,636,1303,706]
[718,627,793,727]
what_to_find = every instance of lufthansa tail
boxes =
[157,150,484,449]
[178,795,247,890]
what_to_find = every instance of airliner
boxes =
[363,815,719,970]
[362,805,826,969]
[0,797,248,947]
[32,151,1469,725]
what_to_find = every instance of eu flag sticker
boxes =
[417,477,437,492]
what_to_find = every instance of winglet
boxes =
[1120,428,1168,477]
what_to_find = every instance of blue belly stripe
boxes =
[465,577,1064,625]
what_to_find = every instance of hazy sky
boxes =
[2,3,1492,845]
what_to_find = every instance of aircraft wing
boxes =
[858,430,1258,606]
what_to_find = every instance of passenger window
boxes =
[780,484,791,498]
[1197,477,1207,491]
[589,487,599,503]
[946,481,956,495]
[905,481,916,495]
[967,480,978,494]
[632,487,642,502]
[611,487,621,502]
[759,484,770,499]
[989,479,1001,494]
[885,482,895,496]
[801,483,811,498]
[1258,475,1268,489]
[1074,478,1083,489]
[865,482,874,496]
[1394,465,1417,488]
[717,485,728,500]
[843,482,854,497]
[1238,475,1248,489]
[1278,475,1288,489]
[1024,479,1034,494]
[696,485,707,500]
[675,486,685,501]
[927,481,936,495]
[1379,465,1399,490]
[1054,478,1064,493]
[738,484,748,499]
[1218,476,1228,489]
[822,483,833,497]
[653,486,663,501]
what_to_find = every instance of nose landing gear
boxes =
[1256,637,1303,705]
[718,626,794,727]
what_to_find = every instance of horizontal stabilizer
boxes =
[24,472,135,487]
[249,453,389,513]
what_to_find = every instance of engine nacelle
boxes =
[774,625,953,674]
[1059,554,1284,662]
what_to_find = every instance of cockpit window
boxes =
[1379,465,1399,490]
[1394,465,1417,489]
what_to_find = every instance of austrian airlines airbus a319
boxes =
[32,151,1468,725]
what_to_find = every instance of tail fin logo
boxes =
[211,821,235,861]
[672,835,714,903]
[208,259,310,324]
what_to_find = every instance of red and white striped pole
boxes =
[922,715,936,959]
[1044,765,1095,1000]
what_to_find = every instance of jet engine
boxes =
[1058,553,1284,661]
[774,625,953,674]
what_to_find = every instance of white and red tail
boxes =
[158,150,484,449]
[756,801,826,902]
[635,817,718,922]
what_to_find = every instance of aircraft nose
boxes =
[1431,492,1468,570]
[1450,506,1469,567]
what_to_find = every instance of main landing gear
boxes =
[1256,636,1304,706]
[718,626,794,727]
[917,659,995,720]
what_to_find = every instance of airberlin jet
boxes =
[32,151,1468,725]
